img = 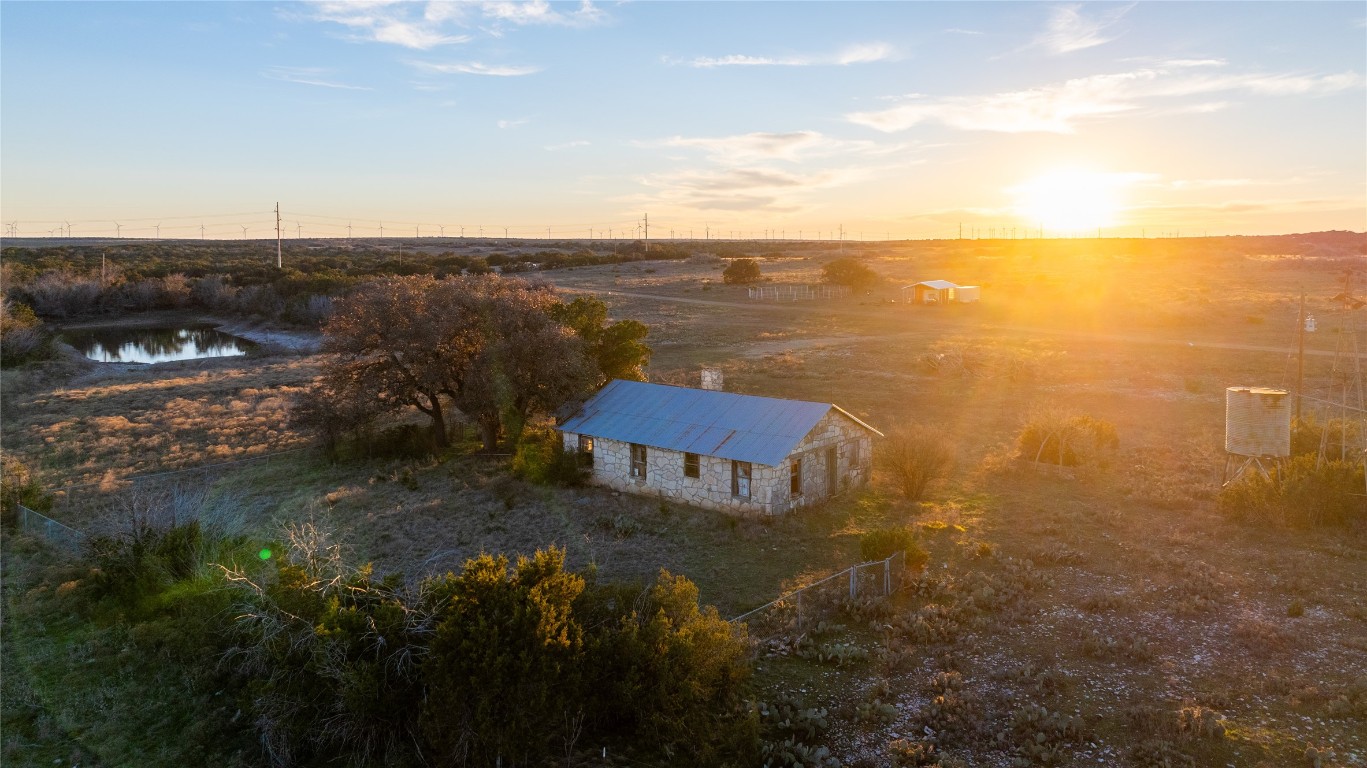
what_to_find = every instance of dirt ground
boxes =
[4,243,1365,766]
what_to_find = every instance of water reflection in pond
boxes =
[63,326,257,363]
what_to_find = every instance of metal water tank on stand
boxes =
[1223,386,1291,484]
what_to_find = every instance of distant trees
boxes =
[722,258,762,285]
[312,275,651,452]
[821,257,880,291]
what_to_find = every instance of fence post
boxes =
[884,556,891,595]
[849,566,857,600]
[796,590,803,630]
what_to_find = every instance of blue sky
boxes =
[2,1,1363,239]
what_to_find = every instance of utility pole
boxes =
[101,251,107,286]
[275,202,282,268]
[1296,290,1306,423]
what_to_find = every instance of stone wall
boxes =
[561,409,875,516]
[773,410,874,514]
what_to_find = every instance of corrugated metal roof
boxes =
[560,380,880,466]
[906,280,958,290]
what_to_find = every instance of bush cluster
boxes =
[1219,455,1365,527]
[1016,411,1118,467]
[878,425,956,500]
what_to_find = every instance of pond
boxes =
[62,325,257,363]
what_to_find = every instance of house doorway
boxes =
[825,446,838,497]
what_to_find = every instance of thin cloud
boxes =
[633,154,894,214]
[497,118,532,129]
[479,0,606,28]
[303,0,605,49]
[412,60,542,76]
[943,28,983,36]
[649,132,827,163]
[641,130,900,165]
[1033,3,1132,55]
[848,62,1363,134]
[672,42,895,68]
[261,66,371,90]
[307,2,471,49]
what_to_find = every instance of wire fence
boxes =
[729,550,907,636]
[16,504,87,553]
[747,285,851,302]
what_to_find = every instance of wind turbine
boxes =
[241,226,249,239]
[297,222,302,238]
[347,221,352,239]
[65,221,71,238]
[439,225,445,237]
[379,221,384,238]
[114,221,122,238]
[155,223,161,239]
[200,223,205,239]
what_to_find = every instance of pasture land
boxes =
[3,237,1364,766]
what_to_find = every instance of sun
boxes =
[1012,170,1124,232]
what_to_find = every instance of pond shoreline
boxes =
[54,310,322,356]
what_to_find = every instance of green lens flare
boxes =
[258,548,272,560]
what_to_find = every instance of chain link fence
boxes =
[16,504,87,553]
[730,550,908,637]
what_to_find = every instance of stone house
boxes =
[558,379,882,516]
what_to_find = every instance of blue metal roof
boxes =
[560,380,880,466]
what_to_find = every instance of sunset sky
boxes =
[2,1,1363,240]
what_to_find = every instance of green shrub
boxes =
[821,257,880,290]
[0,299,55,367]
[861,526,929,569]
[878,425,956,500]
[1,456,51,529]
[511,429,587,486]
[722,258,762,284]
[1219,455,1365,527]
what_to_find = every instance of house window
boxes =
[790,457,802,497]
[684,452,700,479]
[826,446,838,493]
[850,440,860,468]
[731,460,751,499]
[630,443,647,480]
[578,435,594,466]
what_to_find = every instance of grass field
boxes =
[3,237,1364,766]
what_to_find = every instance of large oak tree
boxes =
[319,275,646,451]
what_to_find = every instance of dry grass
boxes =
[4,240,1365,766]
[2,352,317,490]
